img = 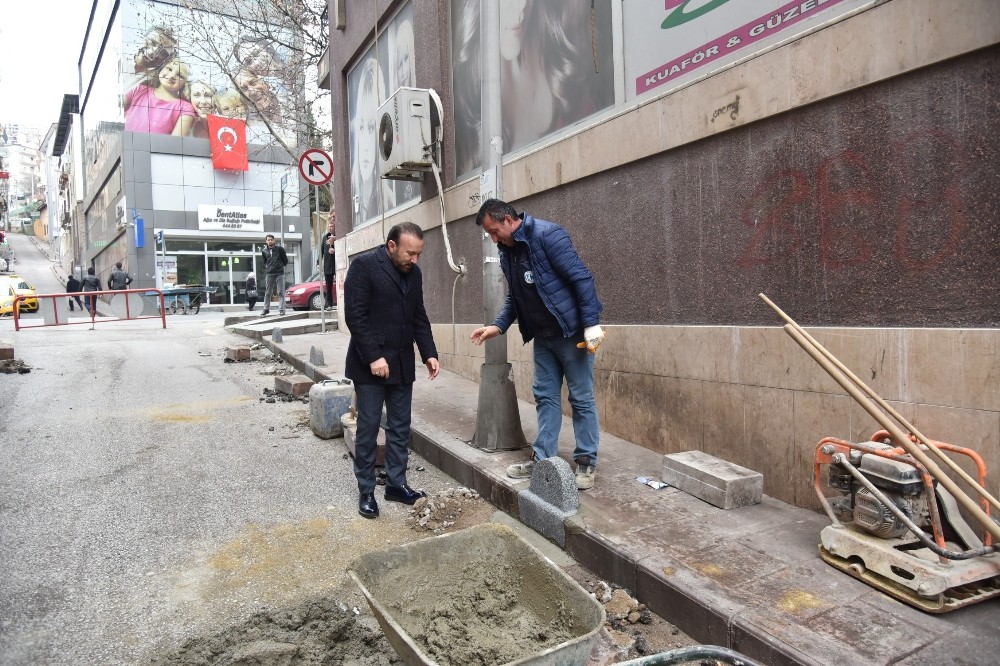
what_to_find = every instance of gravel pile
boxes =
[405,487,482,533]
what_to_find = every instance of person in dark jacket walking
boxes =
[344,222,440,519]
[81,268,102,315]
[245,272,258,311]
[320,215,336,309]
[470,199,605,490]
[260,234,288,316]
[108,262,133,290]
[66,274,85,311]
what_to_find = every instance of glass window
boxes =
[165,240,206,252]
[206,241,256,253]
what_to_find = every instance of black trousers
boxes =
[324,272,335,307]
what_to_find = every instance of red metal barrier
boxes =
[13,288,167,330]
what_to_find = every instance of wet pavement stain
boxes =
[777,589,829,614]
[690,562,726,579]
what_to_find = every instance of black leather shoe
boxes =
[384,484,426,505]
[358,492,379,519]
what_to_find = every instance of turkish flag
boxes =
[207,115,249,171]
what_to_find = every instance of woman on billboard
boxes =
[189,80,221,139]
[350,57,395,225]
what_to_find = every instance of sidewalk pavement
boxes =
[229,317,999,666]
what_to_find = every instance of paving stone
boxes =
[274,374,313,396]
[0,344,13,361]
[661,450,762,509]
[225,346,251,361]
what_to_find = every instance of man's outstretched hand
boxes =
[470,325,501,345]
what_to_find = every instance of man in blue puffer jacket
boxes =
[470,199,605,489]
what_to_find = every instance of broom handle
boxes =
[759,293,1000,515]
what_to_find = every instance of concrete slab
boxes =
[662,450,763,509]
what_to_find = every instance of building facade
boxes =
[78,0,312,304]
[325,0,1000,510]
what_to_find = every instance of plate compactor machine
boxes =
[759,292,1000,613]
[814,432,1000,613]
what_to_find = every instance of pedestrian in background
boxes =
[259,234,288,317]
[66,274,86,312]
[320,215,336,309]
[245,272,258,311]
[470,199,605,490]
[108,262,133,290]
[344,222,440,519]
[81,268,102,315]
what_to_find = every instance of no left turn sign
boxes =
[299,148,334,185]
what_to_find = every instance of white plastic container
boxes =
[309,378,353,439]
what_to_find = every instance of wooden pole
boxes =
[760,292,1000,515]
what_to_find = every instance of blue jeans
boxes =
[354,382,414,494]
[531,336,599,467]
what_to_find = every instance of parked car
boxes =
[284,271,334,311]
[0,274,39,316]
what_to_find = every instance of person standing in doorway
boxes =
[320,215,337,309]
[245,272,258,311]
[469,199,605,490]
[344,222,440,519]
[260,234,288,317]
[66,274,85,312]
[108,262,133,290]
[81,267,102,316]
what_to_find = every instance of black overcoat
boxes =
[344,245,437,385]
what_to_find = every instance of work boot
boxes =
[575,464,596,490]
[506,460,535,479]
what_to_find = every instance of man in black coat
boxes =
[320,215,336,309]
[66,274,85,312]
[344,222,440,518]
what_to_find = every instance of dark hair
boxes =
[115,262,123,269]
[387,222,423,245]
[265,234,275,240]
[87,267,95,275]
[475,199,517,226]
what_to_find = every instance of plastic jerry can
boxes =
[309,378,353,439]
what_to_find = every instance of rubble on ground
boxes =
[585,581,673,661]
[405,487,482,534]
[0,359,31,374]
[260,387,308,404]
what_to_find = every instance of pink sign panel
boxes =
[632,0,858,98]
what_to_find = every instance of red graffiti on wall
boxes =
[738,129,965,271]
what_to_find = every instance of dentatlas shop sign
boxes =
[198,204,264,231]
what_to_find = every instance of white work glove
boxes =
[576,325,605,354]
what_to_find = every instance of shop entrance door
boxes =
[206,254,250,305]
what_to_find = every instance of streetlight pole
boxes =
[472,0,527,452]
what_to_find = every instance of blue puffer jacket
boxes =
[493,214,602,343]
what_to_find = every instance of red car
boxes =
[285,271,335,311]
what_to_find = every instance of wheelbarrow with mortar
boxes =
[349,523,764,666]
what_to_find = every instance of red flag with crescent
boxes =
[207,115,249,171]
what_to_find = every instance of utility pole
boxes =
[472,0,527,452]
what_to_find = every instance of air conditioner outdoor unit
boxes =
[377,87,434,181]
